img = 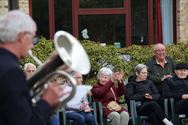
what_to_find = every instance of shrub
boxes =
[20,37,54,68]
[82,41,188,84]
[21,38,188,85]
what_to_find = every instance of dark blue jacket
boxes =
[0,48,53,125]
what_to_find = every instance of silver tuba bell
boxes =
[27,30,91,107]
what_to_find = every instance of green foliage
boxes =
[20,37,54,68]
[21,38,188,85]
[81,40,129,84]
[82,41,188,85]
[166,42,188,63]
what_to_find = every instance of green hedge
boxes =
[20,37,54,68]
[21,38,188,85]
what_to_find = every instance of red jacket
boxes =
[91,80,126,117]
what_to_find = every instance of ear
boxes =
[135,72,139,76]
[17,32,26,44]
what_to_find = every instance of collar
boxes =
[155,58,167,64]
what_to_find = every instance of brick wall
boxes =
[0,0,28,15]
[19,0,29,14]
[0,0,8,15]
[176,0,188,42]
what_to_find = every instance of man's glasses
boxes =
[25,32,40,45]
[32,36,40,45]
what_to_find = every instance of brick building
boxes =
[0,0,188,47]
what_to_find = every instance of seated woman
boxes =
[66,72,96,125]
[91,67,129,125]
[126,64,173,125]
[163,63,188,115]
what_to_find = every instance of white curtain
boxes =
[161,0,174,45]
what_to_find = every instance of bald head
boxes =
[154,43,166,61]
[154,43,166,51]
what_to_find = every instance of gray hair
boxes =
[0,10,36,43]
[24,63,36,71]
[97,67,112,79]
[134,64,147,74]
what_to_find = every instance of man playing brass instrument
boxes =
[0,10,64,125]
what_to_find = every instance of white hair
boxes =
[97,67,112,79]
[24,63,36,71]
[0,10,36,43]
[154,43,166,51]
[134,64,147,74]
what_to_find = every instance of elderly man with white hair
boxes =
[91,67,129,125]
[0,10,64,125]
[146,43,176,94]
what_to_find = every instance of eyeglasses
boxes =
[26,70,35,73]
[25,32,40,45]
[32,36,40,45]
[140,72,148,74]
[155,49,165,52]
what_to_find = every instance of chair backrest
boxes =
[59,95,99,125]
[169,98,187,125]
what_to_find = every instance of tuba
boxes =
[27,30,91,107]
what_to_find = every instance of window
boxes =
[54,0,72,33]
[29,0,176,46]
[131,0,148,45]
[80,0,124,8]
[32,0,49,39]
[78,14,126,47]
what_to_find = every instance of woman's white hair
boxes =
[0,10,36,43]
[97,67,112,79]
[134,64,147,74]
[24,63,37,71]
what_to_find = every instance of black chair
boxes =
[129,99,169,125]
[59,95,98,125]
[96,101,135,125]
[169,98,187,125]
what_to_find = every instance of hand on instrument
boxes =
[42,83,66,108]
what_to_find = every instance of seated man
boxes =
[146,43,175,94]
[163,63,188,115]
[65,72,96,125]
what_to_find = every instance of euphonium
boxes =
[27,30,91,106]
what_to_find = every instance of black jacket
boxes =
[163,75,188,99]
[126,79,160,101]
[0,48,53,125]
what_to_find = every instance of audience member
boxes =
[0,10,64,125]
[126,64,173,125]
[91,67,129,125]
[163,63,188,115]
[66,72,96,125]
[24,62,37,78]
[146,43,175,93]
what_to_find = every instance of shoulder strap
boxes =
[110,87,117,102]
